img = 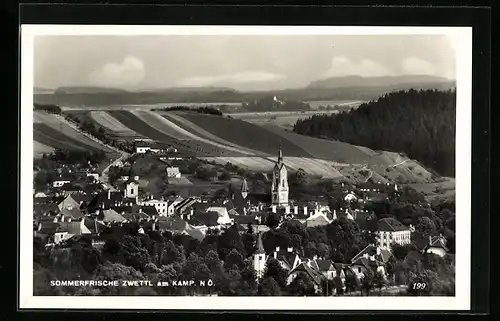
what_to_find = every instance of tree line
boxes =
[293,89,456,177]
[152,106,223,116]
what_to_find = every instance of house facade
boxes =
[377,218,411,250]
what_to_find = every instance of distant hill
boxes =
[307,75,454,89]
[34,75,456,107]
[55,86,130,94]
[34,87,54,94]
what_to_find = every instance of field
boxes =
[201,156,343,179]
[33,111,116,153]
[179,113,313,158]
[108,111,248,157]
[262,125,373,164]
[32,107,441,184]
[89,111,140,138]
[229,110,340,129]
[33,141,55,158]
[161,112,261,154]
[34,123,102,152]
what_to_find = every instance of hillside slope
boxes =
[293,89,455,177]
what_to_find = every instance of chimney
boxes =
[108,189,111,200]
[287,247,293,253]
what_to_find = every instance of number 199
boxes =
[412,282,427,290]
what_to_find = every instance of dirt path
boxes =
[100,152,130,189]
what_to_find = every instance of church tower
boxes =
[271,145,289,206]
[253,233,267,280]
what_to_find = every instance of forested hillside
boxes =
[293,89,456,177]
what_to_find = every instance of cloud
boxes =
[177,71,286,87]
[88,56,145,87]
[323,56,393,78]
[401,57,437,76]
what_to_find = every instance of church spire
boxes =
[278,141,283,163]
[241,178,249,199]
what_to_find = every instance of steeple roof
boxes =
[255,233,265,254]
[241,178,249,193]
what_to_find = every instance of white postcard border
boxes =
[20,25,472,311]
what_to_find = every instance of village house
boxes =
[424,234,449,257]
[287,262,325,294]
[353,210,378,232]
[305,211,334,227]
[166,167,181,178]
[270,246,302,272]
[139,196,170,216]
[377,217,411,250]
[350,245,392,279]
[52,178,72,188]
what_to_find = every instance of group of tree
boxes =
[153,106,223,116]
[293,89,456,177]
[243,96,312,112]
[65,113,135,153]
[34,103,62,114]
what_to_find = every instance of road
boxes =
[344,285,407,296]
[390,159,411,168]
[100,152,131,189]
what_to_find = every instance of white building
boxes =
[53,180,71,188]
[124,176,140,199]
[166,167,181,178]
[271,147,289,207]
[253,233,267,280]
[377,218,411,250]
[140,197,170,216]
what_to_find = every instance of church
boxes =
[271,146,289,209]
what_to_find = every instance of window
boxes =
[282,179,285,187]
[358,268,361,273]
[130,189,134,195]
[259,256,262,261]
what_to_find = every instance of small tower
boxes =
[124,168,139,199]
[253,233,267,280]
[241,178,249,199]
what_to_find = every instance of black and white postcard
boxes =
[20,25,472,310]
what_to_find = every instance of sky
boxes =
[34,35,457,91]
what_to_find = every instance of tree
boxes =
[345,273,360,293]
[258,277,282,296]
[247,223,254,235]
[334,276,344,296]
[224,249,245,270]
[288,272,316,296]
[407,269,440,296]
[373,271,386,295]
[361,273,375,296]
[264,258,288,290]
[266,212,280,229]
